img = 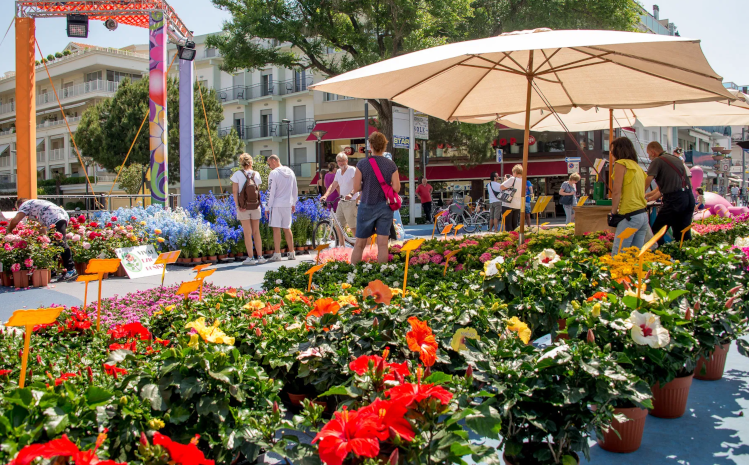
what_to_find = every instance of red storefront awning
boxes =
[424,161,568,181]
[305,119,377,141]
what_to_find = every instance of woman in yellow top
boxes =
[610,137,649,255]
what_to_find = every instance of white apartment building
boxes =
[0,43,148,192]
[0,36,374,197]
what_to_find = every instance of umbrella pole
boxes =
[519,55,534,245]
[609,109,614,198]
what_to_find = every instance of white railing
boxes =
[37,80,118,106]
[37,116,81,129]
[36,151,45,163]
[0,47,148,84]
[0,129,13,137]
[0,102,14,114]
[0,156,11,168]
[49,149,66,161]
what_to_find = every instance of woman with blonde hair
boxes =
[499,164,524,231]
[231,153,266,265]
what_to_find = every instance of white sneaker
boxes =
[257,257,268,264]
[243,257,258,265]
[269,253,282,262]
[287,251,296,261]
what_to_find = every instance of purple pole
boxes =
[179,58,194,209]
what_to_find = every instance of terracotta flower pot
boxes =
[694,343,731,381]
[228,253,235,258]
[287,392,308,407]
[115,264,127,277]
[219,254,228,260]
[192,257,202,263]
[75,262,88,275]
[31,269,51,287]
[13,270,29,289]
[208,255,218,261]
[295,246,304,252]
[597,406,647,453]
[650,374,693,418]
[555,318,569,342]
[1,271,13,287]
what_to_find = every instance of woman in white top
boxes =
[231,153,266,265]
[500,164,523,232]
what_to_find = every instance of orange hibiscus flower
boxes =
[405,317,438,367]
[307,298,341,319]
[586,291,608,302]
[363,280,392,305]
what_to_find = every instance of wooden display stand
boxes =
[573,206,614,236]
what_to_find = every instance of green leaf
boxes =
[667,289,689,302]
[4,389,34,408]
[107,349,133,363]
[562,455,577,465]
[169,406,191,424]
[178,376,206,399]
[208,367,235,384]
[85,386,113,407]
[318,385,362,398]
[140,384,166,411]
[465,403,502,439]
[43,407,69,435]
[423,371,452,385]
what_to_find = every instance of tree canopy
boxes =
[207,0,641,161]
[75,77,242,183]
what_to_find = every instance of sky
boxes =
[0,0,747,84]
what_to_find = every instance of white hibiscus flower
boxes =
[534,249,560,269]
[626,311,670,348]
[483,255,505,277]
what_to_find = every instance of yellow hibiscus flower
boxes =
[337,295,358,307]
[285,288,305,302]
[591,303,601,317]
[185,318,235,346]
[451,327,479,352]
[506,317,531,344]
[243,300,265,310]
[341,283,352,290]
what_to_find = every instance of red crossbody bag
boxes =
[368,157,402,211]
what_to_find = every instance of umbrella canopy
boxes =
[310,28,735,122]
[476,90,749,131]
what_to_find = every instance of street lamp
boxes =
[281,118,292,165]
[311,129,327,186]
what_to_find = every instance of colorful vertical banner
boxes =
[149,12,168,206]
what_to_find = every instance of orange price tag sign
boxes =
[75,274,100,283]
[6,307,63,388]
[616,227,638,241]
[85,258,121,274]
[440,224,453,235]
[176,280,202,297]
[400,238,425,253]
[443,250,459,276]
[192,263,212,272]
[679,224,693,249]
[639,225,667,257]
[454,224,464,237]
[577,196,589,206]
[195,269,216,280]
[314,243,330,264]
[305,264,325,292]
[155,250,181,266]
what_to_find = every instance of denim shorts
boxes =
[356,202,394,239]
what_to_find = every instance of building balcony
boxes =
[0,155,12,168]
[36,151,45,163]
[48,148,68,162]
[220,118,315,141]
[217,76,313,103]
[38,116,81,129]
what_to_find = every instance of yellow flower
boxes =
[390,287,403,296]
[164,305,175,312]
[244,300,265,310]
[451,327,479,352]
[148,419,165,430]
[591,303,601,317]
[285,288,305,302]
[506,317,531,345]
[157,237,165,243]
[154,228,162,235]
[188,333,200,349]
[337,295,358,307]
[185,318,235,345]
[153,310,163,316]
[140,221,146,226]
[341,283,352,290]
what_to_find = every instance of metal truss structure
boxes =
[16,1,193,44]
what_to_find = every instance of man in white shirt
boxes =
[731,185,740,205]
[487,172,504,232]
[321,152,358,244]
[265,154,298,261]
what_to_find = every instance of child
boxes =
[695,188,705,211]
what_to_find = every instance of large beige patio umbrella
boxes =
[310,28,735,239]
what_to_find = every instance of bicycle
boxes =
[462,200,490,233]
[312,199,357,248]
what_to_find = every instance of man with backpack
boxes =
[266,154,298,261]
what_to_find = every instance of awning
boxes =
[424,160,568,181]
[37,101,87,116]
[0,144,9,155]
[305,119,377,141]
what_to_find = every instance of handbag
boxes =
[369,157,402,211]
[608,208,647,228]
[498,177,518,204]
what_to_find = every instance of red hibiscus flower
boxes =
[349,355,381,375]
[0,369,12,376]
[109,342,134,351]
[89,222,99,228]
[385,381,453,408]
[54,373,78,386]
[152,432,215,465]
[103,364,128,378]
[107,322,151,341]
[405,317,438,367]
[9,430,125,465]
[312,409,381,465]
[359,398,415,442]
[155,338,171,347]
[383,361,410,382]
[586,291,608,302]
[306,298,341,330]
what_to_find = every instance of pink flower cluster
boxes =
[692,223,735,235]
[409,249,448,266]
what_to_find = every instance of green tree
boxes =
[75,77,242,183]
[207,0,474,152]
[118,163,145,195]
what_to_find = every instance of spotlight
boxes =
[104,19,118,31]
[66,14,88,38]
[177,40,196,61]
